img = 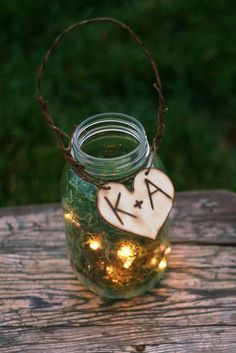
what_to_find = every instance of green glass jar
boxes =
[61,113,171,299]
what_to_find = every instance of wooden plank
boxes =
[0,191,235,244]
[171,190,236,244]
[0,251,236,327]
[0,243,236,327]
[1,326,236,353]
[0,190,236,352]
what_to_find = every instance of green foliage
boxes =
[0,0,235,206]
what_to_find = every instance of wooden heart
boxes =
[97,168,174,239]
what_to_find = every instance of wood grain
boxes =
[0,190,236,353]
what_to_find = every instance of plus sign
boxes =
[134,200,143,209]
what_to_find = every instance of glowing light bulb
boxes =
[86,234,102,251]
[105,265,120,284]
[123,258,134,269]
[150,257,158,266]
[64,212,72,220]
[64,211,80,227]
[106,266,113,275]
[164,246,171,255]
[117,244,133,258]
[117,241,138,269]
[89,240,100,250]
[158,258,167,271]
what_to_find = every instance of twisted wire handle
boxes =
[37,17,166,188]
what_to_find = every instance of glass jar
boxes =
[61,113,171,299]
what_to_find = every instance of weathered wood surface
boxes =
[0,190,236,353]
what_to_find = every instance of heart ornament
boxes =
[97,168,174,240]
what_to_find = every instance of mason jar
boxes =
[61,113,171,299]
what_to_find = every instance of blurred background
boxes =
[1,0,235,207]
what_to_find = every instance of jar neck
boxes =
[71,113,150,181]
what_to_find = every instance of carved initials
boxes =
[104,192,137,225]
[145,178,172,210]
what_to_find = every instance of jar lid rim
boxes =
[72,112,149,162]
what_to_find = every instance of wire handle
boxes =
[37,17,166,188]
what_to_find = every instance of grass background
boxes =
[0,0,235,207]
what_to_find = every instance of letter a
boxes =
[145,178,172,210]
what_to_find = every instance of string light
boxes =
[123,258,134,269]
[158,258,167,271]
[64,206,170,294]
[164,246,171,255]
[64,211,80,227]
[147,244,170,268]
[105,264,133,285]
[149,257,158,266]
[117,241,138,269]
[89,240,101,250]
[117,244,133,258]
[106,265,114,275]
[105,265,119,284]
[86,234,102,251]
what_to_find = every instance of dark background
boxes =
[1,0,235,207]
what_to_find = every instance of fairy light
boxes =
[65,224,170,290]
[158,258,167,271]
[105,264,133,285]
[105,265,120,284]
[117,241,138,269]
[147,245,170,270]
[86,235,102,251]
[117,244,134,258]
[149,257,158,266]
[123,258,134,269]
[64,212,73,221]
[164,246,171,255]
[86,233,102,251]
[106,265,113,275]
[153,245,164,256]
[64,211,80,227]
[89,240,101,250]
